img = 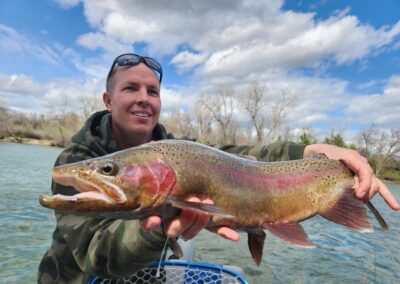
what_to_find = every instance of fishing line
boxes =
[373,245,376,284]
[156,236,170,278]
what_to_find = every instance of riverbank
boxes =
[0,136,60,147]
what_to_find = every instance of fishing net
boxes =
[88,260,248,284]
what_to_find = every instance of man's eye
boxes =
[124,86,137,91]
[148,89,159,97]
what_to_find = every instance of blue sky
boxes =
[0,0,399,139]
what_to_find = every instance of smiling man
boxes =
[38,53,399,284]
[104,62,162,148]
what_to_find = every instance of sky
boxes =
[0,0,399,138]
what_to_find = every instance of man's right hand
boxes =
[140,197,240,242]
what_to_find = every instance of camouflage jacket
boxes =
[38,110,306,284]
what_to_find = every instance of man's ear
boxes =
[103,92,112,112]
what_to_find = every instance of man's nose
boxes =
[136,87,149,103]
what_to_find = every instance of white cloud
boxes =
[0,24,61,65]
[347,75,400,128]
[75,1,399,79]
[171,51,208,73]
[0,73,105,114]
[0,73,43,96]
[160,86,197,112]
[77,32,132,54]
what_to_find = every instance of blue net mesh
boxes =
[88,260,249,284]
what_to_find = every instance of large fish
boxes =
[39,140,388,265]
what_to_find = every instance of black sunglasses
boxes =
[106,53,163,85]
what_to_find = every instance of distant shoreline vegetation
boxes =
[1,100,399,183]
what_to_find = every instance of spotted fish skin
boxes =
[39,140,387,265]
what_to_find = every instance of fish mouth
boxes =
[39,171,129,211]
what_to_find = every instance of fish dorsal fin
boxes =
[167,196,235,219]
[319,188,373,232]
[235,154,257,161]
[247,231,266,266]
[263,222,315,248]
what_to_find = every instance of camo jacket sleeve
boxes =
[218,141,306,162]
[39,144,168,283]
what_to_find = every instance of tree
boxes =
[198,85,237,144]
[323,133,347,148]
[160,106,197,139]
[0,99,11,138]
[239,81,267,143]
[265,88,295,143]
[79,93,104,121]
[298,128,318,145]
[373,128,400,177]
[357,126,400,177]
[357,124,378,158]
[193,100,214,143]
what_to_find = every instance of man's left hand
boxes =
[304,144,400,210]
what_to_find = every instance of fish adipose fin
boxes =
[247,231,266,266]
[263,222,315,248]
[167,197,235,219]
[319,188,375,232]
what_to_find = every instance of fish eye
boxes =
[99,161,119,176]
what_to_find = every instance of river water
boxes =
[0,142,399,283]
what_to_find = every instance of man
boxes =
[38,53,399,283]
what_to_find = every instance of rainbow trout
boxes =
[39,140,387,265]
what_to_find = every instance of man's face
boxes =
[103,63,161,142]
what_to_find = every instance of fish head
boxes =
[39,149,176,214]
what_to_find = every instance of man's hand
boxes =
[140,197,240,241]
[304,144,399,210]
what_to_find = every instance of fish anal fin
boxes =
[167,197,235,219]
[319,188,373,232]
[366,201,388,231]
[247,231,266,266]
[263,222,315,248]
[168,238,183,259]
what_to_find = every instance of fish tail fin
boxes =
[319,188,373,232]
[247,231,266,266]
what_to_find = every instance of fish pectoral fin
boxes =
[167,197,234,219]
[319,188,374,232]
[263,222,315,248]
[247,231,266,266]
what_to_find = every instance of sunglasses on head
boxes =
[106,53,163,84]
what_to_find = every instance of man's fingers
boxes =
[165,197,212,239]
[374,178,400,210]
[181,213,209,240]
[165,209,198,238]
[341,155,373,199]
[207,226,240,242]
[140,216,162,231]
